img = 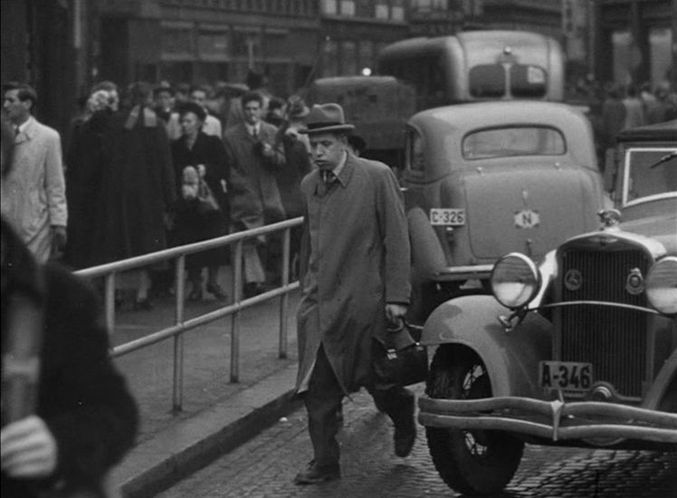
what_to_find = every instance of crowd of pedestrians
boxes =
[567,78,677,167]
[3,75,675,308]
[2,70,318,308]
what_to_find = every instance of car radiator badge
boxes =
[564,269,582,291]
[625,268,645,295]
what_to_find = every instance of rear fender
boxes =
[407,206,446,279]
[422,295,553,397]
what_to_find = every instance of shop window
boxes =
[611,31,632,84]
[264,31,288,59]
[650,27,672,88]
[233,30,261,59]
[162,27,194,57]
[392,0,405,20]
[160,61,193,84]
[359,40,374,72]
[342,40,357,75]
[323,0,338,15]
[198,31,230,60]
[324,39,339,77]
[375,3,389,19]
[340,0,355,16]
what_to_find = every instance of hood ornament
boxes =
[597,209,621,229]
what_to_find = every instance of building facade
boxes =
[318,0,409,77]
[97,0,319,98]
[9,0,668,139]
[593,0,675,89]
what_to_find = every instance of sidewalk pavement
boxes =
[106,283,303,498]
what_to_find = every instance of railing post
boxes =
[172,256,186,413]
[278,227,290,359]
[230,239,243,383]
[104,272,116,334]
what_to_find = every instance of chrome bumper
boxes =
[434,264,493,281]
[418,396,677,444]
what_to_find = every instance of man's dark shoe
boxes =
[293,461,341,485]
[393,394,416,457]
[206,282,228,301]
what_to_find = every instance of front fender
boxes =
[645,348,677,411]
[422,295,553,398]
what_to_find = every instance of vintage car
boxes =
[417,119,677,496]
[402,101,607,323]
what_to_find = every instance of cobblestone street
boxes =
[157,387,677,498]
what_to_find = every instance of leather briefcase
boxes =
[373,319,428,387]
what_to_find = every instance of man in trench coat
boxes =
[294,103,416,485]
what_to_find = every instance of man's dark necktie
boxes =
[321,170,336,186]
[318,170,337,196]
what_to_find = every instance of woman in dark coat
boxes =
[91,82,176,309]
[170,102,229,301]
[64,90,116,269]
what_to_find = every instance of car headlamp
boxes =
[646,256,677,315]
[490,253,541,309]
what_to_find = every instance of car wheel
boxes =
[425,347,524,496]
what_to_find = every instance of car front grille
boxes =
[559,247,651,398]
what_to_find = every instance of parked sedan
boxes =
[402,100,606,323]
[417,120,677,496]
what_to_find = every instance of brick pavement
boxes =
[103,271,677,498]
[157,386,677,498]
[104,277,303,496]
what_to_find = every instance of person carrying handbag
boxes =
[170,102,230,302]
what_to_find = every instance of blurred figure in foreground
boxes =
[1,117,139,498]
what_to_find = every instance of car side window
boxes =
[406,128,425,175]
[623,148,677,205]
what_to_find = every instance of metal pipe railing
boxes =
[75,217,303,412]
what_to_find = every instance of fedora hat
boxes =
[300,103,355,135]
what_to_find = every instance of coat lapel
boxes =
[14,118,37,145]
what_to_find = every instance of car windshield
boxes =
[623,147,677,205]
[462,126,565,159]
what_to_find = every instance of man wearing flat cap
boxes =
[293,103,415,484]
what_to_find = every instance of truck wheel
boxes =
[425,348,524,496]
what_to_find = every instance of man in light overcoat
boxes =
[294,103,416,485]
[1,83,67,263]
